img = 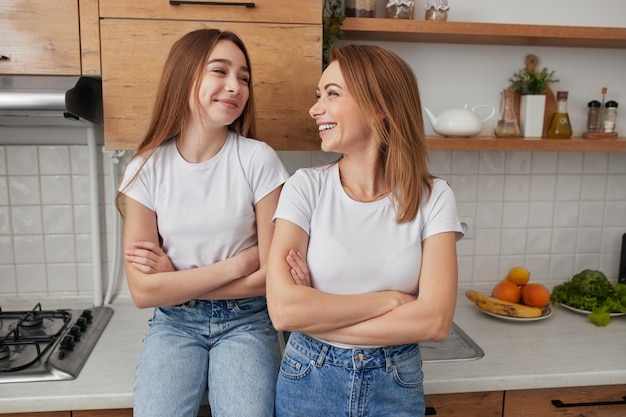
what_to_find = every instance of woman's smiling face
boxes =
[309,61,375,154]
[193,39,251,129]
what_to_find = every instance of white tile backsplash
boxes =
[0,142,625,299]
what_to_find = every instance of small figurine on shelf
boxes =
[425,0,449,21]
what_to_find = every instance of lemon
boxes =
[507,266,530,286]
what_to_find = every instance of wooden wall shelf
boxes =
[426,137,626,152]
[341,18,626,48]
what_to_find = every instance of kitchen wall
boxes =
[1,0,625,300]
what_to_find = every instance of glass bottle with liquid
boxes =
[494,89,520,137]
[547,91,573,139]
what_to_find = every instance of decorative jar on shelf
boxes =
[345,0,376,18]
[424,0,449,21]
[386,0,415,19]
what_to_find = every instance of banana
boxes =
[465,290,544,318]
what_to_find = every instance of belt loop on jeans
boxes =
[185,299,197,307]
[383,346,394,371]
[315,342,330,368]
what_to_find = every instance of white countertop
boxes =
[1,289,625,413]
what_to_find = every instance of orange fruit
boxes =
[492,280,522,304]
[506,266,530,286]
[521,283,551,307]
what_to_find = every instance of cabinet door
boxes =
[100,0,320,24]
[100,19,321,150]
[504,384,626,417]
[424,391,503,417]
[0,0,81,75]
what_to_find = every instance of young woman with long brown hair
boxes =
[267,44,463,416]
[117,29,288,417]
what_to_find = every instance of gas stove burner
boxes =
[19,313,44,328]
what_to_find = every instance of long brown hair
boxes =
[116,29,256,217]
[330,44,433,223]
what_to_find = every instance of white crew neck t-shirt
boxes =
[274,163,463,296]
[120,132,289,271]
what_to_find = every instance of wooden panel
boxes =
[426,137,626,152]
[73,409,132,417]
[0,0,81,75]
[425,391,503,417]
[79,0,101,75]
[0,413,70,417]
[100,0,321,25]
[100,19,321,150]
[504,384,626,417]
[342,18,626,49]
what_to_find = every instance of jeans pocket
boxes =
[391,354,424,388]
[232,296,267,314]
[279,346,315,380]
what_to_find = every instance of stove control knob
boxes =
[69,325,82,341]
[76,317,88,331]
[60,335,75,351]
[81,309,94,323]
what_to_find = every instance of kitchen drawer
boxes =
[504,384,626,417]
[100,19,321,150]
[424,391,503,417]
[0,0,81,75]
[99,0,320,24]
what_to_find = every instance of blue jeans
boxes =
[276,332,426,417]
[133,297,280,417]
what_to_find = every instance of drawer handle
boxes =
[551,396,626,408]
[0,55,10,61]
[169,1,255,7]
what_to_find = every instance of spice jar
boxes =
[494,89,520,138]
[345,0,376,18]
[602,100,618,133]
[386,0,415,19]
[424,0,449,21]
[586,100,601,133]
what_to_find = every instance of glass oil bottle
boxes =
[494,89,520,137]
[547,91,573,139]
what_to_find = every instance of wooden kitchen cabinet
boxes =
[99,0,322,151]
[341,18,626,152]
[0,0,80,75]
[72,410,132,417]
[504,384,626,417]
[424,391,503,417]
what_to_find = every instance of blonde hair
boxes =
[330,44,433,223]
[116,29,255,217]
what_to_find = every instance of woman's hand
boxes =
[286,249,311,287]
[124,241,175,274]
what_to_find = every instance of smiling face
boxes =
[309,61,376,155]
[191,39,251,131]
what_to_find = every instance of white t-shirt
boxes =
[120,132,289,271]
[274,163,463,296]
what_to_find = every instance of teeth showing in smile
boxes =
[319,123,336,132]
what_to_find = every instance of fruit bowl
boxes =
[474,304,552,322]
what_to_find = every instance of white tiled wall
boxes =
[1,141,625,300]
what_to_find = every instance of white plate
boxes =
[559,303,626,317]
[474,304,552,322]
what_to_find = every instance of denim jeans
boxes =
[133,297,280,417]
[276,332,426,417]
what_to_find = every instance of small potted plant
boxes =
[323,0,345,69]
[507,60,559,137]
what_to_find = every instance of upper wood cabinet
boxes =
[100,0,322,150]
[0,0,81,75]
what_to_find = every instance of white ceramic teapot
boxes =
[424,104,496,137]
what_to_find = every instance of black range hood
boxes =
[0,75,102,127]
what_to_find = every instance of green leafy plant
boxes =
[323,0,345,69]
[508,67,559,95]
